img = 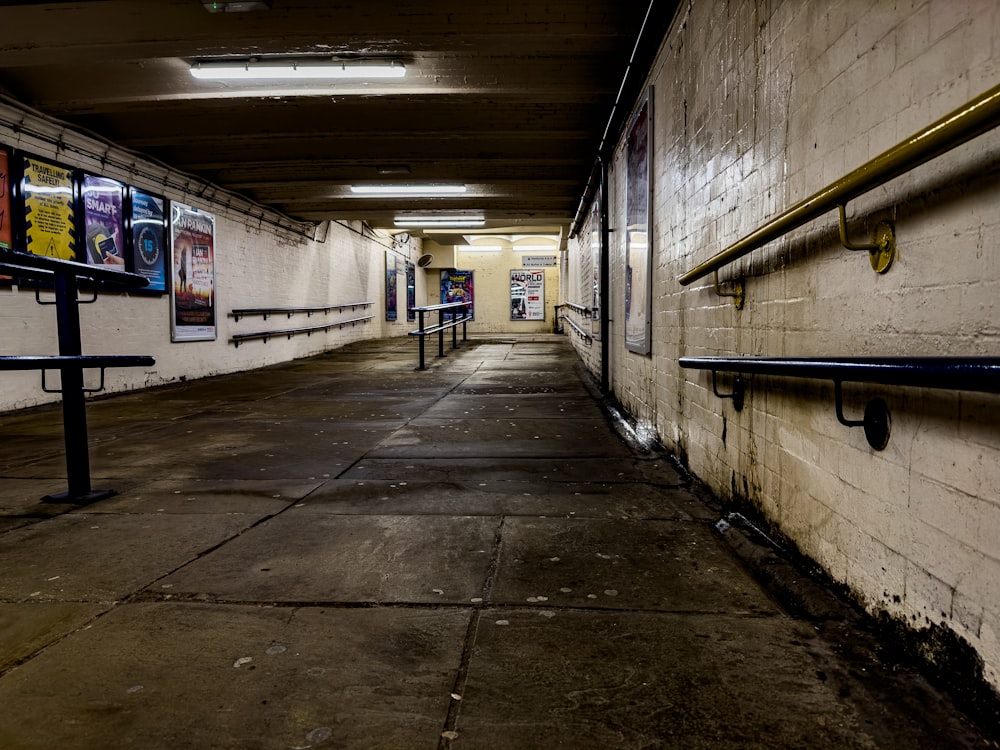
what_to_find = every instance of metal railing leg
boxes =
[50,273,107,502]
[416,310,427,370]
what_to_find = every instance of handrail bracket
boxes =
[837,204,895,274]
[713,271,745,309]
[834,380,891,450]
[711,370,745,412]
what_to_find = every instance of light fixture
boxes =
[203,1,271,12]
[191,59,406,81]
[350,184,466,196]
[461,245,503,252]
[514,244,557,252]
[394,215,486,228]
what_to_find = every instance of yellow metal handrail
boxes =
[679,81,1000,286]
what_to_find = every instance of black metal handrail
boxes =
[561,301,590,315]
[0,249,155,503]
[229,315,375,347]
[230,301,373,321]
[679,82,1000,287]
[408,302,472,370]
[680,355,1000,450]
[560,314,593,344]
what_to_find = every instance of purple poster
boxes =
[81,173,126,272]
[440,269,474,320]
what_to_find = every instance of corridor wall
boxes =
[566,0,1000,696]
[0,105,417,413]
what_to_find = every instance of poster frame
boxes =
[127,186,169,294]
[0,145,13,284]
[169,202,217,342]
[405,261,416,321]
[440,269,474,320]
[510,268,545,321]
[624,87,653,356]
[385,250,398,321]
[19,153,79,263]
[79,171,128,275]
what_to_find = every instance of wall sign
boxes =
[129,187,168,293]
[21,156,77,261]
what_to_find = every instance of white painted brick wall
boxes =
[566,0,1000,690]
[0,121,415,412]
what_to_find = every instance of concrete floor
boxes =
[0,335,993,749]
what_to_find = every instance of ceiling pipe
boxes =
[569,0,677,237]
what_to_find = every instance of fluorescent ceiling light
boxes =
[461,245,502,252]
[514,244,556,252]
[191,60,405,81]
[350,185,466,196]
[203,1,271,11]
[395,216,486,228]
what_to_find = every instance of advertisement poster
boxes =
[440,269,474,319]
[0,148,11,283]
[81,173,126,272]
[589,186,602,338]
[0,147,11,251]
[624,90,652,355]
[406,261,415,321]
[385,251,398,321]
[129,187,168,292]
[170,202,216,342]
[21,156,77,261]
[510,269,545,321]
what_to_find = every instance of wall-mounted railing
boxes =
[408,302,472,370]
[0,248,155,503]
[230,302,373,322]
[679,355,1000,450]
[678,82,1000,305]
[228,302,375,347]
[560,314,593,344]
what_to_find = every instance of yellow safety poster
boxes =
[22,156,76,261]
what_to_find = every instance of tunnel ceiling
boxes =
[0,0,677,237]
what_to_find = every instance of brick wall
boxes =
[0,115,415,412]
[566,0,1000,691]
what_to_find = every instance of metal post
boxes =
[416,310,426,370]
[50,272,104,502]
[437,309,446,357]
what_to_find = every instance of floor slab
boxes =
[154,514,500,604]
[491,517,779,614]
[0,602,470,750]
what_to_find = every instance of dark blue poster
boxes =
[406,261,416,321]
[129,188,167,292]
[385,251,398,321]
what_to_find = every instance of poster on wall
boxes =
[440,269,474,319]
[624,88,652,355]
[0,147,12,252]
[385,251,398,321]
[170,202,216,342]
[0,147,12,283]
[129,187,168,293]
[21,155,77,261]
[405,261,416,321]
[590,186,602,339]
[81,173,127,272]
[510,269,545,321]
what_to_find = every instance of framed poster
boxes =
[129,187,168,293]
[405,261,415,321]
[0,147,12,284]
[170,202,216,342]
[624,88,652,355]
[510,269,545,321]
[21,155,77,261]
[385,251,398,321]
[440,269,473,320]
[80,173,127,272]
[0,146,11,252]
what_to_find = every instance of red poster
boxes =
[0,148,11,252]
